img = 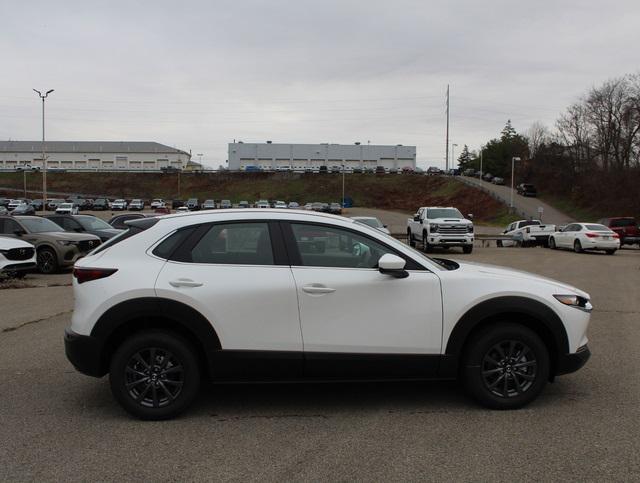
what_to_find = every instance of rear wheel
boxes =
[463,323,549,409]
[605,249,616,255]
[37,247,58,274]
[109,330,201,420]
[549,237,557,249]
[407,230,416,247]
[496,240,503,248]
[573,239,583,253]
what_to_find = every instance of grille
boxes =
[437,224,469,235]
[5,247,35,261]
[78,239,101,252]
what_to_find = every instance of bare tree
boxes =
[525,121,549,158]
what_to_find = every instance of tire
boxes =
[548,237,556,249]
[605,249,616,255]
[496,240,503,248]
[422,233,432,253]
[109,330,201,420]
[462,245,473,254]
[407,230,416,248]
[462,323,549,410]
[37,247,59,274]
[573,239,583,253]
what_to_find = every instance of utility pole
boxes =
[510,157,521,209]
[445,84,450,172]
[33,89,54,211]
[480,147,483,178]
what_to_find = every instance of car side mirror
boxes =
[383,224,388,228]
[413,215,420,222]
[467,214,474,219]
[378,254,409,278]
[14,229,26,236]
[74,227,83,232]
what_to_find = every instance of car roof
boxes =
[157,208,356,223]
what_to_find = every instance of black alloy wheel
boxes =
[481,340,537,398]
[463,323,549,409]
[110,330,200,420]
[37,247,58,274]
[124,347,184,409]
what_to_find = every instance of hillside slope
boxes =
[0,172,509,222]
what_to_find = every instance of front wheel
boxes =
[422,233,432,253]
[462,245,473,254]
[549,237,557,249]
[109,330,201,420]
[462,323,549,409]
[37,247,58,274]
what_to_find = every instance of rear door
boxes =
[154,220,303,379]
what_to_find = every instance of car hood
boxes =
[36,231,101,242]
[430,218,472,224]
[0,236,34,249]
[455,260,589,298]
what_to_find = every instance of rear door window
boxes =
[187,223,274,265]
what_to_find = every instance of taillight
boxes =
[73,267,118,284]
[585,233,598,238]
[612,233,620,238]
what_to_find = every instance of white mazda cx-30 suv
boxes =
[65,210,592,419]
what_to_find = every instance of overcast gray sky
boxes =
[1,0,639,168]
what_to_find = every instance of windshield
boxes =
[76,216,113,230]
[19,217,64,233]
[427,208,463,219]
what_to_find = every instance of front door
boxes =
[284,222,443,378]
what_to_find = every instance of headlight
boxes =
[553,294,592,312]
[468,225,474,233]
[57,240,77,247]
[429,224,439,232]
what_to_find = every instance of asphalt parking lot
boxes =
[1,245,639,481]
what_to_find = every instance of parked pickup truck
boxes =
[498,219,556,247]
[407,206,474,253]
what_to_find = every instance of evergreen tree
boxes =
[501,119,517,140]
[457,144,472,169]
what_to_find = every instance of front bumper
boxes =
[429,235,474,246]
[1,261,36,273]
[64,328,106,377]
[556,345,591,375]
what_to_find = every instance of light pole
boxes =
[451,143,458,172]
[479,146,483,179]
[510,157,521,209]
[33,89,54,211]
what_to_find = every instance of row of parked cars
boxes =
[497,217,640,254]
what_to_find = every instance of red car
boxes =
[598,217,640,247]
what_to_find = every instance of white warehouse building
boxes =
[228,142,416,171]
[0,141,190,171]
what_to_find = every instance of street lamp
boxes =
[341,162,345,208]
[33,88,54,211]
[510,157,521,209]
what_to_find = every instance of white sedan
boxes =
[55,202,79,215]
[350,216,391,234]
[549,223,620,254]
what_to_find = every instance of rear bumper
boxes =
[621,236,640,245]
[64,328,106,377]
[556,345,591,375]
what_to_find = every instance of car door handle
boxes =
[169,278,203,288]
[302,284,336,294]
